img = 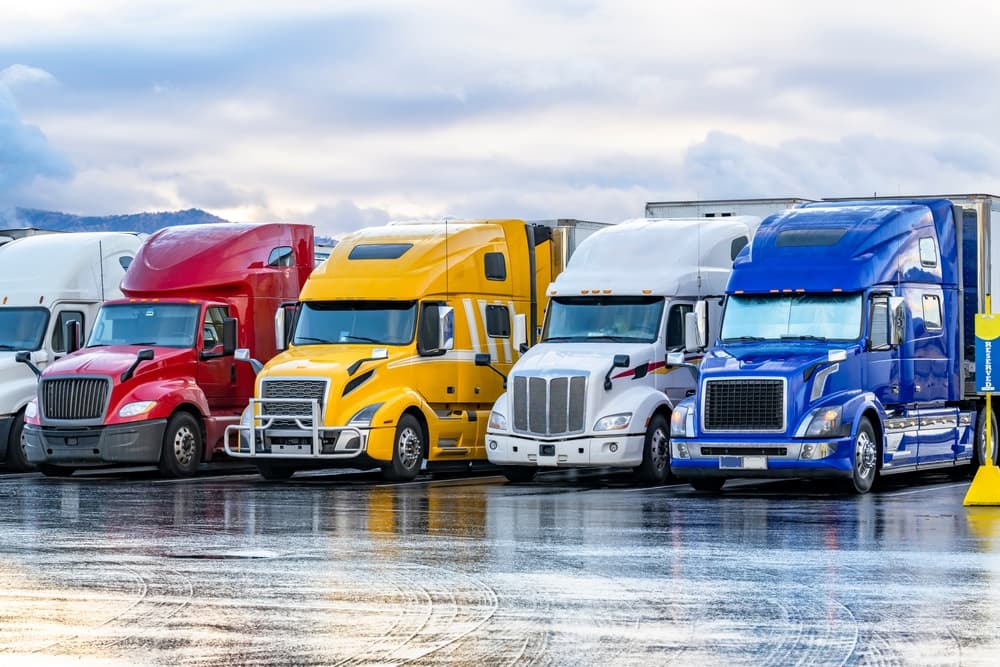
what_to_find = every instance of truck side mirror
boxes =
[475,352,507,386]
[418,303,454,356]
[604,354,631,391]
[222,318,237,356]
[889,296,906,346]
[684,308,706,352]
[121,348,154,382]
[235,348,264,375]
[513,313,527,352]
[14,351,41,378]
[274,307,286,352]
[64,320,83,354]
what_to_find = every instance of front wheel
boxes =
[847,417,878,494]
[381,414,423,481]
[502,466,537,483]
[4,410,35,472]
[633,414,670,484]
[974,406,999,468]
[158,412,203,478]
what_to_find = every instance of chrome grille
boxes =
[511,374,586,436]
[261,379,327,428]
[41,377,110,420]
[703,378,784,432]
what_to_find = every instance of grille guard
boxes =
[224,397,365,459]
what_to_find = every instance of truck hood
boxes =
[40,346,193,380]
[262,344,398,379]
[702,342,853,375]
[512,342,662,378]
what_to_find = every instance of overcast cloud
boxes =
[2,1,999,235]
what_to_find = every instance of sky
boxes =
[2,0,1000,237]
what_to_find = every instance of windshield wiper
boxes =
[295,336,335,344]
[781,334,828,341]
[341,335,381,344]
[0,344,18,350]
[584,335,631,342]
[724,336,765,342]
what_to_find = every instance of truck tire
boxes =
[4,410,35,472]
[502,466,537,483]
[690,478,725,492]
[381,414,423,481]
[847,417,878,494]
[39,464,75,477]
[158,412,203,478]
[256,463,296,480]
[633,413,670,484]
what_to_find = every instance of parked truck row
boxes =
[3,195,1000,496]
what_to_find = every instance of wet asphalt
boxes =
[1,465,999,666]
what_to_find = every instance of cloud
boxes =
[0,64,57,90]
[303,200,391,237]
[0,72,73,203]
[176,177,269,210]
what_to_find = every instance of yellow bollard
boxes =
[965,305,1000,506]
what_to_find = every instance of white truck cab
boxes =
[0,232,141,470]
[485,216,759,484]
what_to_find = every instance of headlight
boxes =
[797,405,844,438]
[240,405,253,428]
[118,400,156,418]
[488,410,507,431]
[670,402,696,437]
[24,400,37,420]
[348,402,384,427]
[594,413,631,431]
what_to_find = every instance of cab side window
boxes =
[869,295,890,349]
[203,306,229,349]
[665,304,692,350]
[922,294,942,331]
[52,311,84,353]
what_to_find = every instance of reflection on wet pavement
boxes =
[0,470,999,664]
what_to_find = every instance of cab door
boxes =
[661,301,696,406]
[197,305,240,412]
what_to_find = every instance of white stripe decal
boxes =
[478,299,498,362]
[463,298,482,353]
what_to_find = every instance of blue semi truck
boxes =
[668,194,1000,493]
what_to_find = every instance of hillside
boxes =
[7,207,229,234]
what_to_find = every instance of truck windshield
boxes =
[88,303,200,348]
[0,308,48,351]
[721,293,863,342]
[542,296,664,343]
[294,301,417,345]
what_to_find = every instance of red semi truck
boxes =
[21,223,313,477]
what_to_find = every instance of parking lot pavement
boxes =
[1,467,999,665]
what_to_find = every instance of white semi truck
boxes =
[0,232,142,471]
[484,217,760,484]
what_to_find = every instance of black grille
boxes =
[511,374,586,436]
[700,447,788,456]
[704,379,784,431]
[261,379,326,428]
[42,377,110,420]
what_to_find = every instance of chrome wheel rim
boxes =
[397,427,421,470]
[979,417,997,464]
[173,425,197,467]
[855,430,876,481]
[650,427,668,471]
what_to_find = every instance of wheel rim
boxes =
[397,427,421,470]
[172,425,197,467]
[855,430,876,481]
[650,427,668,471]
[979,416,997,464]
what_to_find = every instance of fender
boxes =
[106,377,211,426]
[358,387,434,462]
[598,384,672,434]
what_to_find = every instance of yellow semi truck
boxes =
[225,219,603,480]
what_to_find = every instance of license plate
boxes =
[539,444,555,456]
[273,444,309,454]
[719,455,768,470]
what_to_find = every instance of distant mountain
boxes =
[7,207,229,234]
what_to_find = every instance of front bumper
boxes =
[224,423,367,461]
[670,437,854,479]
[485,432,645,468]
[23,420,167,466]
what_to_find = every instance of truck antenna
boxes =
[99,239,106,300]
[444,217,450,297]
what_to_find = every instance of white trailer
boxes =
[485,216,759,483]
[645,197,812,219]
[0,232,142,470]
